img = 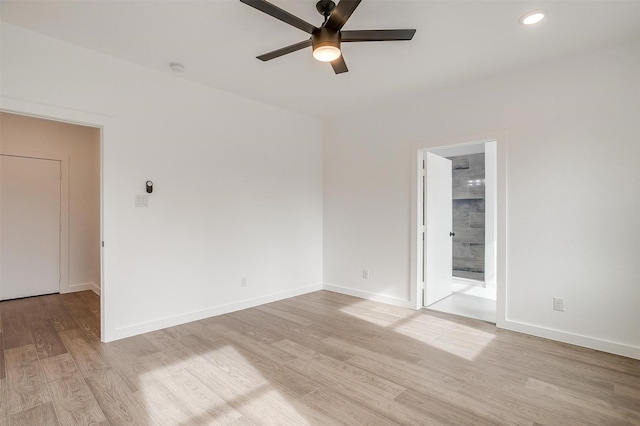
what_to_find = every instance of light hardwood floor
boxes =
[0,290,638,425]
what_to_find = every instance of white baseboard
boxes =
[108,283,323,342]
[61,282,100,295]
[323,283,413,309]
[90,283,101,295]
[500,319,640,360]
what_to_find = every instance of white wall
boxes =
[324,40,640,358]
[1,23,323,341]
[1,112,101,294]
[3,21,638,358]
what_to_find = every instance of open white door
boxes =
[1,155,61,300]
[424,152,453,306]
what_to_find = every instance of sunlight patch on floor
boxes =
[338,299,417,328]
[392,315,495,361]
[339,300,495,361]
[135,345,314,424]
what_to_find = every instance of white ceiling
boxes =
[2,1,639,119]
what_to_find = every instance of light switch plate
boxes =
[135,194,149,208]
[553,297,564,312]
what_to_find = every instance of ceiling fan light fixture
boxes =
[312,28,341,62]
[313,44,341,62]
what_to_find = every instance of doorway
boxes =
[422,141,497,323]
[0,112,101,302]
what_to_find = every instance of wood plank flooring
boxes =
[0,290,638,425]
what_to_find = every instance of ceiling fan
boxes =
[240,0,416,74]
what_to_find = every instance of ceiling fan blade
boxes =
[240,0,317,34]
[257,39,312,61]
[325,0,362,31]
[341,29,417,42]
[331,55,349,74]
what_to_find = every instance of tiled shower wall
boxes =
[449,153,485,281]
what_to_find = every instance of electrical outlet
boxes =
[362,269,369,279]
[241,277,247,287]
[553,297,564,312]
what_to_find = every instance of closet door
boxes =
[1,154,61,300]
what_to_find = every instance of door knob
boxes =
[450,232,455,237]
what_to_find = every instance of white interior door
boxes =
[1,154,61,300]
[424,152,453,306]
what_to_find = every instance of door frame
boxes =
[0,150,69,296]
[1,96,113,341]
[410,130,507,328]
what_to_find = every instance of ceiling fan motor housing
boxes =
[312,27,341,52]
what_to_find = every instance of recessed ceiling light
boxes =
[170,62,185,73]
[520,10,545,26]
